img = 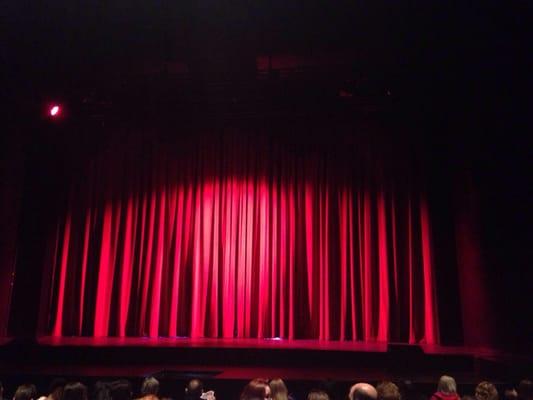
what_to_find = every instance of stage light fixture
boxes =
[49,105,61,117]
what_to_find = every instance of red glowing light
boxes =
[50,105,60,117]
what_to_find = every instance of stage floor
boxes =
[37,336,388,352]
[34,336,511,359]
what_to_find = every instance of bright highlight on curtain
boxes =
[47,131,439,343]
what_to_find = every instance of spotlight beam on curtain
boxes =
[47,131,439,343]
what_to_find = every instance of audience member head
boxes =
[1,382,4,399]
[14,385,38,400]
[48,379,67,400]
[437,377,457,395]
[349,383,378,400]
[518,381,533,400]
[241,379,271,400]
[307,390,329,400]
[377,382,401,400]
[92,382,111,400]
[109,380,132,400]
[269,379,288,400]
[62,383,87,400]
[475,382,498,400]
[185,380,204,400]
[503,389,518,400]
[141,378,159,397]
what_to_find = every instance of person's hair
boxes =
[437,376,457,395]
[109,380,132,400]
[141,378,159,397]
[48,379,67,400]
[92,382,111,400]
[62,383,88,400]
[269,379,288,400]
[185,380,203,400]
[14,385,38,400]
[241,379,270,400]
[503,389,518,400]
[307,390,329,400]
[476,382,498,400]
[518,381,533,400]
[377,382,401,400]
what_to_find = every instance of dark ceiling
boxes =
[2,0,529,143]
[5,1,528,94]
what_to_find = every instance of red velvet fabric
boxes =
[46,130,439,343]
[431,393,461,400]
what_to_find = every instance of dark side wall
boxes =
[0,127,26,336]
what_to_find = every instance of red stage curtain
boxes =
[46,129,439,343]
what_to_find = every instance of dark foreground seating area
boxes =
[2,376,532,400]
